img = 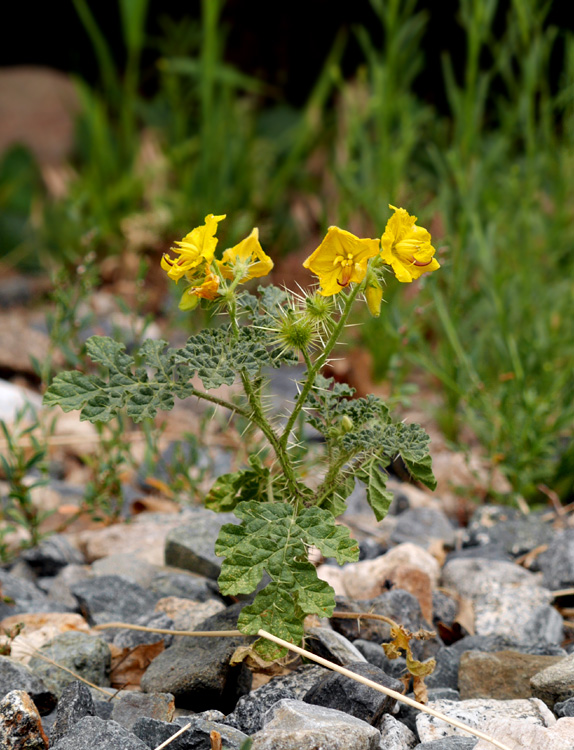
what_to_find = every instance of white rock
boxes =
[416,698,555,742]
[474,716,574,750]
[0,379,42,421]
[317,543,441,601]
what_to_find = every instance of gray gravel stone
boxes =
[0,689,49,750]
[466,506,555,558]
[224,666,327,735]
[45,564,91,609]
[70,575,159,626]
[390,507,456,548]
[0,570,68,619]
[50,716,149,750]
[304,661,403,724]
[28,632,111,698]
[251,699,381,750]
[377,713,417,749]
[132,715,248,750]
[164,509,239,580]
[530,653,574,706]
[149,570,221,602]
[416,739,477,749]
[20,535,84,576]
[91,554,157,588]
[111,692,175,731]
[554,697,574,717]
[52,681,95,744]
[112,611,174,649]
[140,603,252,712]
[305,627,367,666]
[538,529,574,590]
[0,656,56,715]
[353,640,407,679]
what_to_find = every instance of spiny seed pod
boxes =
[305,292,334,323]
[275,312,316,351]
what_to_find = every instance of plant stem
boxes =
[280,284,362,450]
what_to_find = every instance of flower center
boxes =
[334,253,355,286]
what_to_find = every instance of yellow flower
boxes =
[303,227,380,296]
[161,214,226,283]
[178,270,220,311]
[217,228,273,282]
[380,205,440,283]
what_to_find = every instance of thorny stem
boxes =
[280,284,362,452]
[226,293,305,503]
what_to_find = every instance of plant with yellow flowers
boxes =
[44,206,439,658]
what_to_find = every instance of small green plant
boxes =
[0,406,52,554]
[44,208,439,658]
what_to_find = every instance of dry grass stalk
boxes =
[152,722,192,750]
[257,628,514,750]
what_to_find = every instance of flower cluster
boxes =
[161,205,439,315]
[161,215,274,311]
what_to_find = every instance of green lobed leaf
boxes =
[357,461,394,522]
[403,453,437,491]
[215,501,359,652]
[205,456,270,513]
[43,336,186,423]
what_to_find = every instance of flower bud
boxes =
[365,283,383,317]
[341,415,354,433]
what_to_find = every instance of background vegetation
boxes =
[1,0,573,505]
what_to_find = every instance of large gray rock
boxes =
[459,650,565,700]
[390,507,456,548]
[0,689,49,750]
[50,716,149,750]
[164,509,238,580]
[441,558,563,644]
[140,604,251,713]
[224,665,328,735]
[132,715,248,750]
[0,656,56,715]
[28,632,111,698]
[52,681,95,744]
[250,699,381,750]
[70,575,159,626]
[303,661,403,724]
[531,654,574,706]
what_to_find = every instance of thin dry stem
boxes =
[93,623,242,637]
[257,628,513,750]
[153,722,192,750]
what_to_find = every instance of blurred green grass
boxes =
[0,0,572,504]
